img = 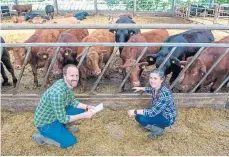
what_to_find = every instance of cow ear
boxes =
[146,54,158,65]
[37,52,49,60]
[27,19,33,23]
[42,19,47,23]
[170,57,181,67]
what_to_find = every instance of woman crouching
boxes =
[128,69,177,139]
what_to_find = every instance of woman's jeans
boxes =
[135,113,172,129]
[37,106,85,149]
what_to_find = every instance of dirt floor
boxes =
[1,107,229,155]
[1,15,229,94]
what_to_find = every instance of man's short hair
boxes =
[63,64,78,76]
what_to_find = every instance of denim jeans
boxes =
[135,113,171,129]
[37,106,85,149]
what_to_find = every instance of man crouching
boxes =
[33,64,96,148]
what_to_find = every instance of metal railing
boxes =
[1,24,229,95]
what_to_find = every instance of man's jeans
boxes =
[37,106,85,149]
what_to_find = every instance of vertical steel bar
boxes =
[94,0,98,15]
[170,47,205,89]
[53,0,59,15]
[13,47,31,95]
[190,48,229,93]
[115,46,148,94]
[213,75,229,93]
[90,47,119,94]
[41,47,60,93]
[77,46,90,69]
[133,0,136,15]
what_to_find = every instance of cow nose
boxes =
[14,64,22,70]
[94,70,101,76]
[132,81,141,87]
[181,84,188,89]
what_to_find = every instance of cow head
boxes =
[52,48,78,76]
[13,47,27,70]
[119,59,148,87]
[180,57,207,92]
[77,49,103,76]
[37,52,49,69]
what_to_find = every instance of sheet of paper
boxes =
[89,103,104,113]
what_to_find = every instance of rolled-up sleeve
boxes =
[143,98,167,117]
[51,92,70,124]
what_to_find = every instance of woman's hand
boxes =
[127,109,136,117]
[132,87,144,93]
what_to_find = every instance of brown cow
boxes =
[42,29,89,77]
[179,36,229,92]
[27,17,79,24]
[77,29,115,92]
[13,29,63,87]
[12,4,32,16]
[119,29,169,88]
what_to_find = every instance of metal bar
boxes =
[13,47,31,95]
[94,0,98,14]
[115,46,148,94]
[2,24,229,30]
[41,47,60,93]
[170,47,205,89]
[76,46,90,69]
[0,46,3,59]
[158,47,177,69]
[90,47,119,94]
[213,75,229,93]
[190,48,229,93]
[2,42,229,48]
[53,0,59,15]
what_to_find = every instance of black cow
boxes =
[1,37,17,87]
[146,29,214,84]
[109,16,141,55]
[190,4,207,16]
[74,11,89,20]
[45,5,54,19]
[24,12,50,21]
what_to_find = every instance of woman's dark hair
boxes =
[150,69,165,81]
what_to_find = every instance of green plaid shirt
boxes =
[34,79,79,127]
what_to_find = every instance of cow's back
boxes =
[141,29,169,53]
[64,29,89,41]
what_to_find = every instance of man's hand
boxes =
[83,111,95,119]
[127,109,136,117]
[87,105,95,110]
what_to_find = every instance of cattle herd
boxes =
[1,12,229,93]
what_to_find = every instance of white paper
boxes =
[89,103,104,113]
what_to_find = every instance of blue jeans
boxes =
[135,113,171,129]
[37,106,85,149]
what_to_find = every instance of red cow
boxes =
[179,36,229,92]
[12,5,32,16]
[13,29,63,87]
[119,29,169,88]
[77,29,115,92]
[11,15,25,23]
[42,29,89,77]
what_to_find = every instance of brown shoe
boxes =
[64,124,80,133]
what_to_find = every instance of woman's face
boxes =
[149,73,163,89]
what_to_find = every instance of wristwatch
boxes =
[134,110,137,115]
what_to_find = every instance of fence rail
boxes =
[2,24,229,30]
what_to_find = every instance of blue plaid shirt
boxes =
[144,84,177,125]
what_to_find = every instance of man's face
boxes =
[64,67,79,88]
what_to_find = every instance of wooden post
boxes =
[53,0,59,15]
[133,0,136,16]
[94,0,98,15]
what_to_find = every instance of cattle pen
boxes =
[1,13,229,155]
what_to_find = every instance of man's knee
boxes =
[61,136,77,149]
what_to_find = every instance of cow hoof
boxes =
[2,81,11,86]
